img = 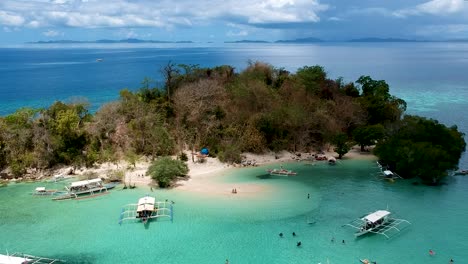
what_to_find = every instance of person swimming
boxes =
[296,241,302,247]
[292,232,296,236]
[279,233,283,238]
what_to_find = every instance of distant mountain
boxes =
[444,39,468,42]
[348,38,425,42]
[28,38,193,44]
[275,37,324,43]
[224,40,270,43]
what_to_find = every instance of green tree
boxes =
[353,124,385,151]
[331,133,351,159]
[146,156,188,188]
[374,115,466,184]
[296,65,327,94]
[356,76,406,125]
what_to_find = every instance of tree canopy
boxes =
[374,115,466,184]
[146,156,188,188]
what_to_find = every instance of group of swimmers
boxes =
[278,232,302,247]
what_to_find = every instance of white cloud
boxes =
[0,11,25,26]
[42,29,62,37]
[394,0,467,17]
[328,16,343,22]
[0,0,328,29]
[3,26,18,32]
[226,30,248,37]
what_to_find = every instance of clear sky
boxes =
[1,0,468,44]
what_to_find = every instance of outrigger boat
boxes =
[31,187,66,196]
[47,174,74,183]
[52,178,117,200]
[381,170,403,182]
[375,162,403,181]
[266,167,297,176]
[359,259,376,264]
[119,195,173,226]
[345,210,411,239]
[0,252,64,264]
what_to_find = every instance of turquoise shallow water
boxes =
[1,160,468,264]
[1,42,468,263]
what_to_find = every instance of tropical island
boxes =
[0,62,465,187]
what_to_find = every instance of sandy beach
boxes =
[62,147,376,197]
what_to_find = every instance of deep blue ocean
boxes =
[1,43,468,263]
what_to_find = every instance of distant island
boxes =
[275,37,323,43]
[27,37,468,45]
[27,38,193,44]
[347,38,426,43]
[224,40,270,43]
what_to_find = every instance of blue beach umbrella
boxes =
[200,148,209,155]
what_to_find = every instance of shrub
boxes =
[146,156,188,188]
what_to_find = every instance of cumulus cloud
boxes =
[42,29,62,37]
[226,30,248,37]
[0,0,328,29]
[0,11,25,26]
[394,0,467,17]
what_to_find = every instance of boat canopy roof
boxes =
[70,178,102,187]
[35,187,46,192]
[137,196,155,212]
[363,210,391,223]
[0,254,31,264]
[383,170,394,176]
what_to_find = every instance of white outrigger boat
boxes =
[119,195,173,226]
[31,187,66,196]
[47,174,74,183]
[345,210,411,239]
[266,167,297,176]
[0,252,64,264]
[53,178,116,200]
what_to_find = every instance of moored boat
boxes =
[32,187,66,196]
[266,166,297,176]
[119,195,174,225]
[454,170,468,176]
[53,178,109,200]
[345,209,411,239]
[0,252,64,264]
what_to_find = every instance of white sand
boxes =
[67,147,376,197]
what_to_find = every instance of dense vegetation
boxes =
[0,62,465,185]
